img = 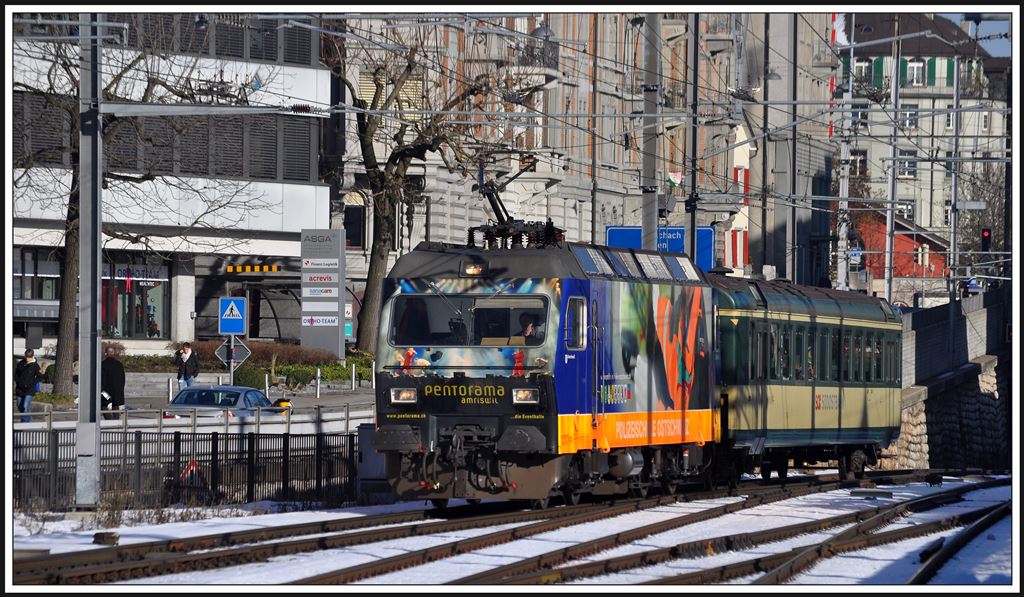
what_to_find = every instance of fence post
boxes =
[256,407,261,436]
[351,364,356,390]
[371,361,375,390]
[211,431,220,501]
[281,433,290,502]
[344,403,350,434]
[47,429,59,511]
[316,368,321,400]
[315,431,323,500]
[134,430,143,501]
[246,432,256,504]
[347,432,357,500]
[285,403,291,435]
[218,375,223,385]
[168,377,174,403]
[264,373,270,398]
[172,431,182,496]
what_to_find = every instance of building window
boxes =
[944,198,952,226]
[852,104,869,129]
[13,247,62,301]
[907,60,925,86]
[101,258,171,340]
[853,59,871,82]
[981,111,990,131]
[898,150,917,178]
[946,103,955,129]
[850,149,868,177]
[896,199,915,220]
[899,104,918,129]
[944,151,954,178]
[342,191,367,249]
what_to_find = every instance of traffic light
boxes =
[981,227,992,252]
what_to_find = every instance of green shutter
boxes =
[873,57,885,88]
[946,58,954,86]
[842,56,850,78]
[899,58,908,87]
[926,57,936,86]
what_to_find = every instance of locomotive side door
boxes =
[558,291,592,449]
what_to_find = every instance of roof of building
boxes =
[847,13,991,60]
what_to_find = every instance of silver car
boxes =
[163,385,286,419]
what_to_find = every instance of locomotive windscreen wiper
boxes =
[426,280,464,320]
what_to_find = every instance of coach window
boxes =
[566,297,587,350]
[840,331,850,382]
[874,336,884,384]
[853,331,864,382]
[864,333,874,382]
[794,328,804,380]
[768,324,778,380]
[782,326,793,380]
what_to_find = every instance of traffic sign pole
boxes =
[229,334,236,385]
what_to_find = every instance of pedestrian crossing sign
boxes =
[218,297,248,335]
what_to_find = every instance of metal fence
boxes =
[12,429,357,511]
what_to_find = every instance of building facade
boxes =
[13,13,329,353]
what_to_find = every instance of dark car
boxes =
[163,385,287,419]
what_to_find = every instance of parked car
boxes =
[163,385,288,419]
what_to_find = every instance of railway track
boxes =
[15,470,998,585]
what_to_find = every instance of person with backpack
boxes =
[15,349,48,423]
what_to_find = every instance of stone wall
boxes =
[881,353,1010,471]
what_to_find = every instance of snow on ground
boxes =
[790,483,1012,585]
[116,521,533,585]
[10,477,1014,586]
[571,478,1012,585]
[12,499,452,555]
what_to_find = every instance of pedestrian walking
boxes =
[100,347,126,420]
[174,342,200,392]
[14,349,47,423]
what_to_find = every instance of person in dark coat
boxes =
[174,342,200,392]
[101,347,126,420]
[15,348,47,423]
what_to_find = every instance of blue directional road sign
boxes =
[605,226,716,271]
[218,297,248,336]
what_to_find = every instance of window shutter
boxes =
[946,58,954,86]
[899,58,908,87]
[249,18,278,62]
[14,92,25,163]
[142,116,174,174]
[283,19,311,65]
[926,57,936,86]
[247,115,278,180]
[282,117,311,181]
[177,116,209,176]
[873,57,885,88]
[212,116,244,177]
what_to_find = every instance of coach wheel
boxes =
[430,498,450,509]
[775,455,789,480]
[530,497,550,510]
[760,464,772,482]
[660,479,678,496]
[563,488,582,506]
[849,449,867,480]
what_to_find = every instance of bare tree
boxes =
[321,18,541,352]
[956,161,1007,272]
[13,15,277,395]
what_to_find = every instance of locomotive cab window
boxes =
[565,296,587,350]
[390,295,548,347]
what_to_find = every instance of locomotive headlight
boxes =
[390,388,417,404]
[513,388,540,405]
